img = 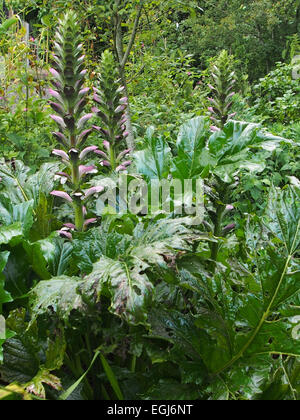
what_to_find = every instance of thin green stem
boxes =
[210,203,225,271]
[214,252,294,375]
[130,355,136,373]
[281,357,297,401]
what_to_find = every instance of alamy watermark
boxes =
[0,315,5,339]
[292,55,300,80]
[94,175,204,225]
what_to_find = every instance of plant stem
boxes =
[210,203,225,271]
[74,202,84,232]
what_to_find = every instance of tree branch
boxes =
[121,0,144,69]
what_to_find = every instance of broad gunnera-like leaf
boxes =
[29,217,201,324]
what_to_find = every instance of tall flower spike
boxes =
[207,50,237,130]
[48,11,98,233]
[92,50,132,172]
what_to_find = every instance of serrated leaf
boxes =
[30,276,84,322]
[81,256,153,324]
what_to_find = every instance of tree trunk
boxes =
[113,0,144,150]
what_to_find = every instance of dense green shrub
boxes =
[250,62,300,123]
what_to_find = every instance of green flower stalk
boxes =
[207,50,237,131]
[48,11,102,235]
[92,50,132,172]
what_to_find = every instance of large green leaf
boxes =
[0,251,13,364]
[0,309,40,383]
[2,245,32,298]
[0,160,60,206]
[264,185,300,255]
[170,119,292,183]
[79,217,199,323]
[30,217,200,324]
[80,256,153,324]
[134,136,172,180]
[0,251,12,305]
[208,120,289,162]
[0,309,65,399]
[0,198,34,237]
[30,276,84,322]
[24,234,73,279]
[207,121,292,181]
[71,228,126,274]
[172,117,211,179]
[0,223,23,247]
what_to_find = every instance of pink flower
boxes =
[48,89,62,102]
[79,165,97,177]
[51,191,73,203]
[100,161,111,167]
[93,87,101,95]
[77,113,93,130]
[103,140,110,151]
[84,218,97,228]
[117,149,132,161]
[228,92,235,97]
[210,126,220,132]
[79,87,90,97]
[50,115,66,130]
[50,102,65,115]
[119,97,128,105]
[58,230,73,240]
[84,186,104,199]
[63,223,76,230]
[56,171,70,180]
[116,165,127,172]
[79,146,98,160]
[52,149,69,161]
[94,150,108,159]
[115,105,126,114]
[49,68,60,79]
[78,128,93,144]
[79,70,87,77]
[223,223,236,232]
[91,106,100,114]
[226,205,234,211]
[93,94,103,104]
[52,132,68,146]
